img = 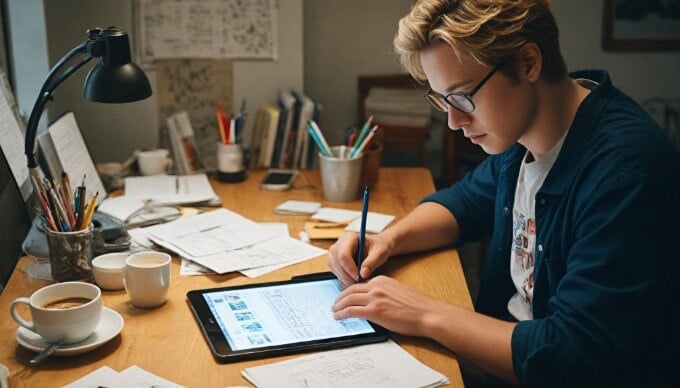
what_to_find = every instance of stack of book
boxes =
[166,111,204,175]
[248,90,321,170]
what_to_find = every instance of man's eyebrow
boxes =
[439,78,473,94]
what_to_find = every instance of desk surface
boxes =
[0,168,472,387]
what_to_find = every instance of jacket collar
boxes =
[499,70,615,195]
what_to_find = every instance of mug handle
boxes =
[10,297,35,331]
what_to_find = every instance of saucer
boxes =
[16,307,124,356]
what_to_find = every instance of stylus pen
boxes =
[356,185,369,283]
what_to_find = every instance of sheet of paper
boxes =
[275,200,322,215]
[312,207,361,223]
[66,365,181,388]
[48,112,107,205]
[137,209,325,274]
[346,212,396,234]
[242,339,448,388]
[145,208,279,257]
[97,196,147,223]
[124,174,219,205]
[0,74,30,200]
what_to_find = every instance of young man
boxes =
[328,0,679,386]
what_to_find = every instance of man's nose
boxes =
[448,107,471,130]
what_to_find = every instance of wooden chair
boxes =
[357,74,430,166]
[441,127,488,187]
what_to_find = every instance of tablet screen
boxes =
[201,278,375,351]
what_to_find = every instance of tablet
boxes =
[186,274,390,362]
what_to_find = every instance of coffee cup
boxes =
[137,149,172,176]
[10,282,102,344]
[125,251,171,308]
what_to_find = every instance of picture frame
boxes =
[602,0,680,51]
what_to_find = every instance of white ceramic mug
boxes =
[137,149,172,176]
[10,282,102,344]
[125,251,171,308]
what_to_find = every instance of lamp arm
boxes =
[24,42,90,169]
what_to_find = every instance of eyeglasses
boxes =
[423,63,502,113]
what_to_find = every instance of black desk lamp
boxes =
[24,26,152,184]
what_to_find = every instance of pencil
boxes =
[215,101,226,144]
[80,191,98,230]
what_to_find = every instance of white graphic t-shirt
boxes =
[507,131,568,321]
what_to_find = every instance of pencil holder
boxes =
[319,146,363,202]
[216,142,246,183]
[46,224,94,282]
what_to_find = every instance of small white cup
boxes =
[125,251,171,308]
[10,282,102,344]
[137,149,172,176]
[92,252,128,291]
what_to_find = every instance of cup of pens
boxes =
[215,100,247,183]
[308,119,378,202]
[46,225,94,282]
[318,146,364,202]
[32,172,98,282]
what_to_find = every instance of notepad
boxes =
[275,200,322,215]
[312,208,395,234]
[304,221,347,240]
[242,339,448,388]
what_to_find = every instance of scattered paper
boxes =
[312,208,361,224]
[346,212,396,234]
[124,174,219,205]
[66,365,182,388]
[275,200,322,215]
[242,339,448,388]
[137,209,325,275]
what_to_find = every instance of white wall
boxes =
[37,0,303,163]
[6,0,50,134]
[303,0,680,149]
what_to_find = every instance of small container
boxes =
[91,252,128,290]
[319,146,364,202]
[46,225,94,282]
[216,142,246,183]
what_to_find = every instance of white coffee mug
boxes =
[137,149,172,176]
[10,282,102,344]
[125,251,171,308]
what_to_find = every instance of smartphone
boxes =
[260,169,299,191]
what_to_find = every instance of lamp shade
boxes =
[83,27,152,103]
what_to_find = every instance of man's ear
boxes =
[517,42,542,83]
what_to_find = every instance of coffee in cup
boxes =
[10,282,102,344]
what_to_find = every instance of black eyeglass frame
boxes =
[423,62,503,113]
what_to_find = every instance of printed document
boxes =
[242,339,448,388]
[137,208,326,274]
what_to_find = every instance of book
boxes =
[37,112,107,206]
[166,111,204,175]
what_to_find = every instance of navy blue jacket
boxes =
[423,70,679,387]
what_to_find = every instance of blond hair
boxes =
[394,0,567,81]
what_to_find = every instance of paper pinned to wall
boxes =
[156,59,233,172]
[136,0,278,63]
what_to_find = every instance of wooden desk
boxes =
[0,168,472,387]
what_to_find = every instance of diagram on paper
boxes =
[137,0,278,62]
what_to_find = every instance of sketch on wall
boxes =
[136,0,278,64]
[603,0,680,50]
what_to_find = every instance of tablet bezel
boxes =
[186,274,390,362]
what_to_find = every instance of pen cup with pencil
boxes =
[319,146,363,202]
[46,224,94,282]
[216,141,246,183]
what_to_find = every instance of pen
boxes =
[355,185,369,283]
[175,177,180,194]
